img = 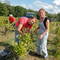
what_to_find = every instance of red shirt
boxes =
[9,16,16,23]
[15,17,32,30]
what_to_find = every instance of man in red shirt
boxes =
[15,12,36,44]
[16,17,36,32]
[9,14,16,23]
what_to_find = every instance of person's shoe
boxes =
[33,52,44,58]
[44,55,48,60]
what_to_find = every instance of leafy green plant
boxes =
[14,32,35,57]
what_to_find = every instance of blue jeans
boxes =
[37,32,48,57]
[15,30,20,44]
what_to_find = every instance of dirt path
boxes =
[19,54,55,60]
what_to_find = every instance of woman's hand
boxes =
[38,34,44,40]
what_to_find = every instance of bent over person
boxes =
[15,12,36,44]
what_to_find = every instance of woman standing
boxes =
[36,8,50,58]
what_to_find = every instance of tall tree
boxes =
[0,3,9,16]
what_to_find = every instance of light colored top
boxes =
[38,21,46,34]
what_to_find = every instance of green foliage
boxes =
[0,3,37,17]
[15,6,27,17]
[0,3,9,16]
[0,16,60,58]
[0,18,37,57]
[56,13,60,21]
[49,22,60,58]
[54,26,60,57]
[14,32,36,57]
[1,2,60,22]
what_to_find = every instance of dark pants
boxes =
[15,29,20,44]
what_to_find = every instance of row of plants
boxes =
[0,17,60,59]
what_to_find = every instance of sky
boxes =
[0,0,60,14]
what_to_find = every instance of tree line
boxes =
[0,3,60,21]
